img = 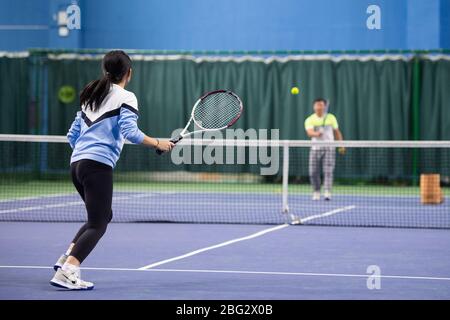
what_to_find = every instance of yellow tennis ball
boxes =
[291,87,299,95]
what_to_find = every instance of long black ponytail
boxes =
[80,50,132,112]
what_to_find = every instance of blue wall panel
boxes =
[407,0,440,50]
[441,0,450,49]
[0,0,49,50]
[82,0,409,51]
[0,0,448,51]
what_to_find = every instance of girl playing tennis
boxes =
[50,50,173,290]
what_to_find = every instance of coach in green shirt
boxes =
[304,98,345,201]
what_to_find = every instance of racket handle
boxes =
[156,136,183,155]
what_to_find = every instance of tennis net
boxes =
[0,135,449,228]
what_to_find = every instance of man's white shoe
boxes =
[54,254,68,271]
[324,191,331,201]
[50,268,94,290]
[312,192,320,201]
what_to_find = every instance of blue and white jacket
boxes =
[67,84,145,168]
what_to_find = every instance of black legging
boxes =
[70,159,113,263]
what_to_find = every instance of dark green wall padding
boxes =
[1,54,449,180]
[3,55,449,140]
[45,58,415,141]
[0,57,29,134]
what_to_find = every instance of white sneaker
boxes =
[312,192,320,201]
[50,268,94,290]
[289,214,302,225]
[324,191,331,201]
[54,254,68,271]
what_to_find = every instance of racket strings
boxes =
[193,92,242,129]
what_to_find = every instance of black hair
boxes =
[80,50,132,111]
[313,98,327,105]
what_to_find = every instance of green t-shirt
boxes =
[304,113,339,142]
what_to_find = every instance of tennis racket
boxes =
[321,100,345,155]
[318,99,330,135]
[157,90,243,154]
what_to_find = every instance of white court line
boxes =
[0,191,175,204]
[138,224,289,270]
[0,193,74,203]
[0,193,158,215]
[143,201,281,206]
[0,201,84,214]
[1,265,449,282]
[300,205,356,223]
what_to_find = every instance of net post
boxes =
[411,55,421,185]
[282,144,289,213]
[39,57,49,174]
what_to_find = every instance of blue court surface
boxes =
[1,191,450,228]
[1,220,450,299]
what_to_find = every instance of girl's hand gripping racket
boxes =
[156,90,243,154]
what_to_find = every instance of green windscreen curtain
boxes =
[1,55,449,179]
[420,59,450,140]
[2,55,447,139]
[46,57,413,141]
[418,58,450,175]
[0,57,29,134]
[44,57,415,178]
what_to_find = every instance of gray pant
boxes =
[309,148,336,192]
